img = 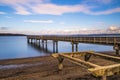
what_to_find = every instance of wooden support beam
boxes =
[52,52,120,80]
[88,64,120,77]
[75,43,78,52]
[56,41,58,53]
[42,40,44,48]
[71,42,74,52]
[59,54,101,68]
[86,51,120,62]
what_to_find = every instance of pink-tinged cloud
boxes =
[0,0,120,15]
[14,6,31,15]
[30,4,90,15]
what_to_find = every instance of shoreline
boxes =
[0,51,120,80]
[0,50,116,61]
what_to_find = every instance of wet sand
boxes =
[0,51,120,80]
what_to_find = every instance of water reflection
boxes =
[28,43,53,54]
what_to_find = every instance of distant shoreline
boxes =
[0,33,26,36]
[0,33,120,36]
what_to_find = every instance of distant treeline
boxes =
[0,33,26,36]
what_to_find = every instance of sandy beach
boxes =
[0,51,120,80]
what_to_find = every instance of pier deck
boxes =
[27,35,120,55]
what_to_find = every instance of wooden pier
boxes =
[27,35,120,80]
[27,35,120,55]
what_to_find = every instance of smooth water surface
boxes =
[0,36,113,60]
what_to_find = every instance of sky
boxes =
[0,0,120,35]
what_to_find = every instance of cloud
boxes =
[0,0,45,15]
[24,20,53,23]
[42,26,120,35]
[30,4,90,15]
[0,0,44,5]
[108,26,119,31]
[0,26,120,35]
[0,0,96,15]
[14,6,31,15]
[0,0,120,15]
[0,11,6,14]
[88,7,120,15]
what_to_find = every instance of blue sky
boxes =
[0,0,120,34]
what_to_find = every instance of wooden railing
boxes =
[27,35,120,46]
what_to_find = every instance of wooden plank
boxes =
[52,52,120,80]
[59,54,101,68]
[86,51,120,62]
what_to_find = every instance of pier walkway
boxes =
[27,35,120,55]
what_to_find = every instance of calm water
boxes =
[0,36,113,60]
